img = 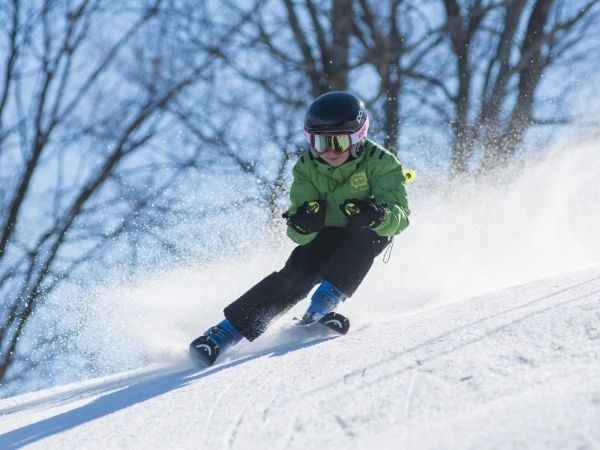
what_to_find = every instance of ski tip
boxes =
[293,312,350,334]
[188,336,220,368]
[319,312,350,335]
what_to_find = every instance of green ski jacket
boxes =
[286,139,410,245]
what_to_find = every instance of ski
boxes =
[294,311,350,335]
[190,312,351,369]
[188,336,220,368]
[319,312,350,334]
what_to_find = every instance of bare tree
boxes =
[4,0,598,394]
[244,0,414,147]
[0,0,231,387]
[351,1,445,151]
[181,0,600,180]
[167,0,317,230]
[436,0,600,175]
[215,1,443,155]
[279,0,354,95]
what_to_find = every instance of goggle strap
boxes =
[350,114,369,145]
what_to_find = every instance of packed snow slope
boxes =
[1,141,599,448]
[0,267,599,449]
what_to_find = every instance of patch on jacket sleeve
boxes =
[350,171,369,189]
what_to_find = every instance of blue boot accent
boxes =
[204,318,243,351]
[302,280,347,324]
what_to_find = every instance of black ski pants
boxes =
[224,227,390,341]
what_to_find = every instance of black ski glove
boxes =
[283,200,326,235]
[340,199,387,229]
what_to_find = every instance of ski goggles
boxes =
[305,115,369,154]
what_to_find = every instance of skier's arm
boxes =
[286,156,321,245]
[370,155,410,236]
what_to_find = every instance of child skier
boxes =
[190,91,410,366]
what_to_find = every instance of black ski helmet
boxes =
[304,91,369,157]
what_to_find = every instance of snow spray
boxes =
[15,140,600,395]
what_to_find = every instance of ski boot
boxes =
[298,280,347,326]
[189,318,243,367]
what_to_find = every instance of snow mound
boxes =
[1,267,599,449]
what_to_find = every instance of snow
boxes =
[1,267,599,449]
[1,141,599,448]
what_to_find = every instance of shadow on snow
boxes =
[0,335,336,449]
